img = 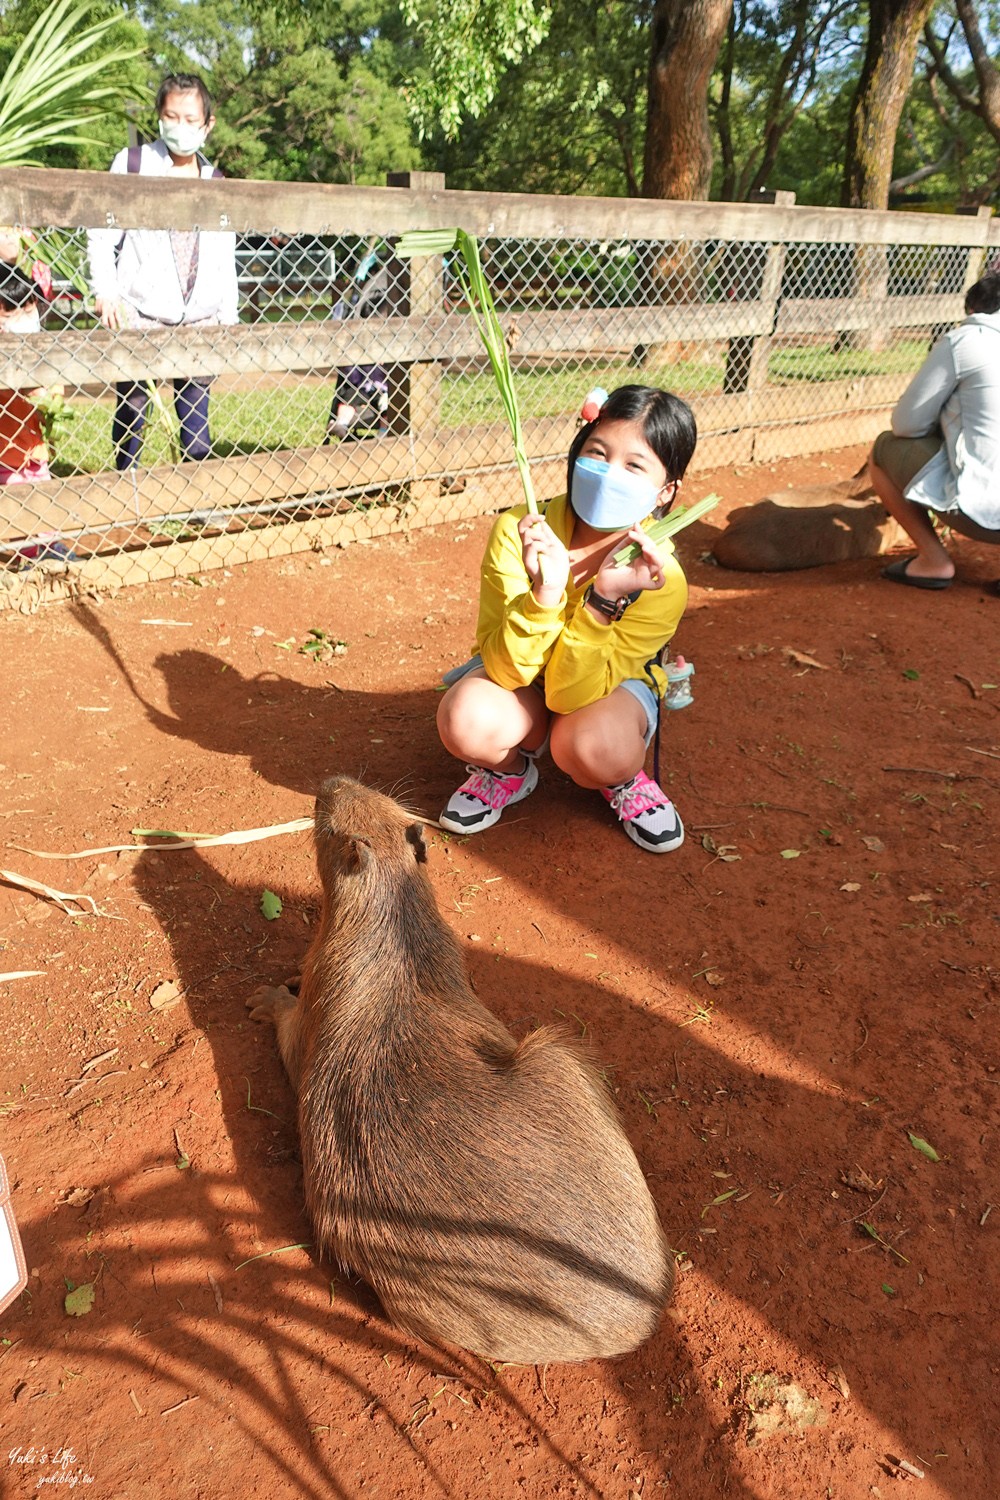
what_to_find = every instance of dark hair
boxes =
[965,272,1000,316]
[567,384,698,514]
[0,262,38,312]
[156,74,213,123]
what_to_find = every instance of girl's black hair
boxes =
[156,73,213,123]
[0,263,39,312]
[567,384,698,515]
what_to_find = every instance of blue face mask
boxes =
[571,455,661,532]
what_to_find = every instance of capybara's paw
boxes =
[283,974,302,996]
[245,984,296,1024]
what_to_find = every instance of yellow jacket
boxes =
[475,495,688,716]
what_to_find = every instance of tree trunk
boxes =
[842,0,935,210]
[643,0,734,200]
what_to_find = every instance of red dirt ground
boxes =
[1,441,997,1500]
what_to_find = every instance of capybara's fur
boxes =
[712,473,907,571]
[247,776,672,1365]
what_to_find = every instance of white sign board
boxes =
[0,1155,27,1315]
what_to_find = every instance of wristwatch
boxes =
[583,584,640,622]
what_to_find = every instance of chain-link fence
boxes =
[1,168,996,608]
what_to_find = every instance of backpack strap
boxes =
[127,143,223,178]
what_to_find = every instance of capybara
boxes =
[247,776,672,1364]
[712,472,906,571]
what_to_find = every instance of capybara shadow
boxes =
[712,472,906,571]
[247,776,672,1365]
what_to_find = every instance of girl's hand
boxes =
[593,525,666,599]
[518,513,569,602]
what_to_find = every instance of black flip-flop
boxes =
[881,557,952,591]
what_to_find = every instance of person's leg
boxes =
[437,668,549,773]
[549,687,648,789]
[112,382,148,470]
[868,432,954,581]
[437,669,550,833]
[552,686,684,853]
[174,378,212,462]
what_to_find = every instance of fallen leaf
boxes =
[783,647,829,671]
[840,882,861,892]
[64,1283,95,1317]
[700,1188,739,1218]
[861,836,885,854]
[780,849,801,859]
[702,834,741,862]
[902,668,920,681]
[825,1365,850,1400]
[56,1187,96,1208]
[260,889,283,921]
[907,1131,940,1162]
[704,971,725,987]
[840,1168,882,1194]
[907,893,933,904]
[149,979,182,1011]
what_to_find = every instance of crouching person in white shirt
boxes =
[868,271,1000,592]
[87,73,238,471]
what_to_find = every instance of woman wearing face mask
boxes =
[438,384,697,853]
[86,74,238,470]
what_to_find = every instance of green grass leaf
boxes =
[902,668,920,681]
[612,493,721,564]
[907,1131,940,1162]
[260,889,283,921]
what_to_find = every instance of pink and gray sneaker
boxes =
[439,755,539,834]
[601,769,684,853]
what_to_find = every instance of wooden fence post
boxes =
[386,170,445,505]
[960,204,992,293]
[927,205,992,347]
[723,189,795,395]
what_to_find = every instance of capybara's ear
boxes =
[405,822,428,863]
[349,836,373,872]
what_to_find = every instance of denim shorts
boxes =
[442,655,659,746]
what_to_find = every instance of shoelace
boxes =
[610,777,669,820]
[465,766,518,810]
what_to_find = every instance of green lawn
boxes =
[50,337,929,476]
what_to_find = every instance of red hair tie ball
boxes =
[580,386,609,424]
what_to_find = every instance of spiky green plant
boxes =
[0,0,145,168]
[397,228,540,514]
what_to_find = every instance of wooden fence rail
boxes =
[0,166,995,607]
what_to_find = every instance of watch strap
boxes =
[584,584,640,621]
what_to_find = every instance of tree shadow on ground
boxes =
[51,595,998,1497]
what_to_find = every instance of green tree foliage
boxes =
[713,1,863,201]
[136,0,420,182]
[400,0,552,141]
[905,0,1000,206]
[431,0,651,197]
[0,0,147,169]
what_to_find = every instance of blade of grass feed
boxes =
[396,228,538,515]
[612,492,721,566]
